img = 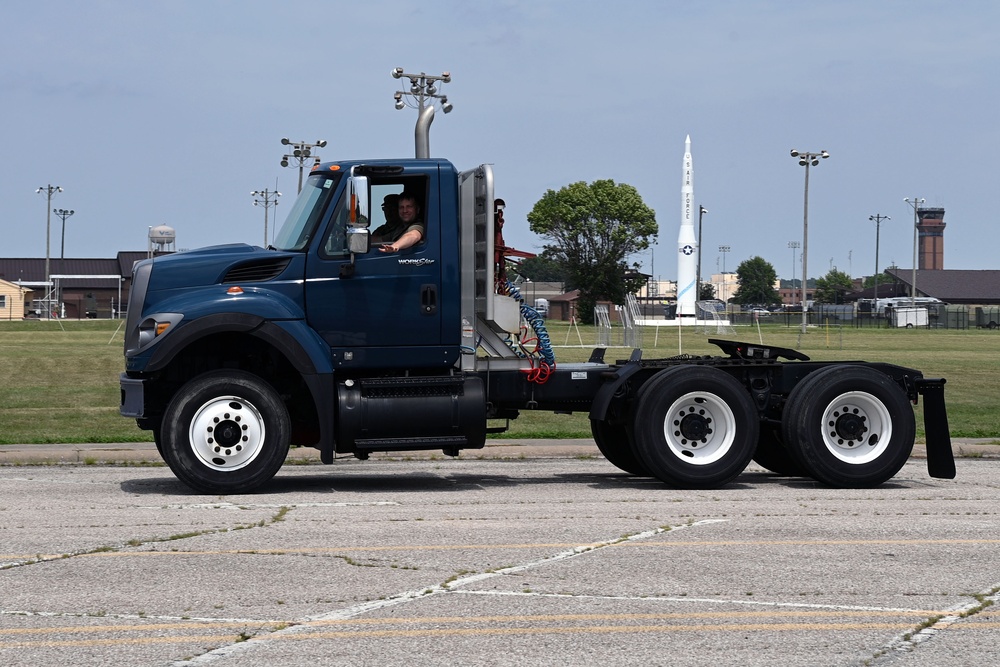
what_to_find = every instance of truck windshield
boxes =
[271,172,343,251]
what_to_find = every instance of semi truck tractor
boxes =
[120,158,955,494]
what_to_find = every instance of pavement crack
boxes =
[0,506,293,571]
[863,583,1000,665]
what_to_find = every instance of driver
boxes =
[374,193,424,252]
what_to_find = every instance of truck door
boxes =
[304,174,450,368]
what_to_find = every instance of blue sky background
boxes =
[3,0,998,285]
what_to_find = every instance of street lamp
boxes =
[696,205,707,304]
[36,184,62,318]
[869,214,890,309]
[391,68,453,159]
[718,244,731,304]
[787,241,800,306]
[903,197,924,307]
[54,208,75,259]
[790,149,830,333]
[251,189,281,247]
[280,139,327,194]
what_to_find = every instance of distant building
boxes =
[885,268,1000,305]
[0,278,32,321]
[917,207,946,270]
[0,251,167,319]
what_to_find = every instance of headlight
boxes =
[128,312,183,355]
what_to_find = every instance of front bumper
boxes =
[120,373,147,419]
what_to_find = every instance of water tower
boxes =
[148,225,176,257]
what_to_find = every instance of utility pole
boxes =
[719,245,731,304]
[869,214,890,307]
[904,197,924,307]
[281,139,327,193]
[54,208,75,259]
[391,68,453,158]
[251,189,281,246]
[36,184,63,318]
[790,149,830,333]
[788,241,800,306]
[697,205,707,303]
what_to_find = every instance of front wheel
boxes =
[161,371,291,494]
[629,367,758,489]
[782,365,915,487]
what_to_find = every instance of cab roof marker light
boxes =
[227,286,244,295]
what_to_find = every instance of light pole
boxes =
[251,189,281,247]
[790,149,830,333]
[696,205,707,304]
[787,241,800,306]
[391,68,453,159]
[904,197,924,307]
[281,139,327,194]
[718,245,731,304]
[36,184,62,318]
[54,208,75,259]
[869,214,890,307]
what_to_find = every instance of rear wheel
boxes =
[782,365,914,487]
[629,367,758,488]
[161,370,290,494]
[591,419,650,476]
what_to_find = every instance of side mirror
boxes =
[349,175,370,228]
[347,227,370,254]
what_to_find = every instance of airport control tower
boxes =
[917,207,946,270]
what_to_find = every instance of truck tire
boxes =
[591,419,651,476]
[629,366,758,488]
[161,370,291,494]
[752,426,808,477]
[781,365,914,488]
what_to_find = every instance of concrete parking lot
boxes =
[1,451,998,667]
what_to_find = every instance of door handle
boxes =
[420,284,437,315]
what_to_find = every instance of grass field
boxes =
[1,318,996,444]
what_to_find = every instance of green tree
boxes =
[862,271,897,290]
[527,180,657,323]
[814,268,854,304]
[732,256,781,306]
[514,254,566,283]
[698,282,716,300]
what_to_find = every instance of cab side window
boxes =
[370,178,427,247]
[320,176,427,258]
[319,192,350,258]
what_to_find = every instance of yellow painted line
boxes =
[7,536,993,561]
[622,539,1000,547]
[6,536,1000,565]
[264,622,916,639]
[7,618,999,648]
[0,634,241,650]
[305,610,944,626]
[0,621,285,636]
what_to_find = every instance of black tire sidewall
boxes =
[162,370,290,494]
[631,367,758,488]
[783,365,915,487]
[591,418,651,477]
[752,425,808,477]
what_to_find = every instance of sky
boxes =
[3,0,999,286]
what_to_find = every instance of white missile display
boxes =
[676,135,697,317]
